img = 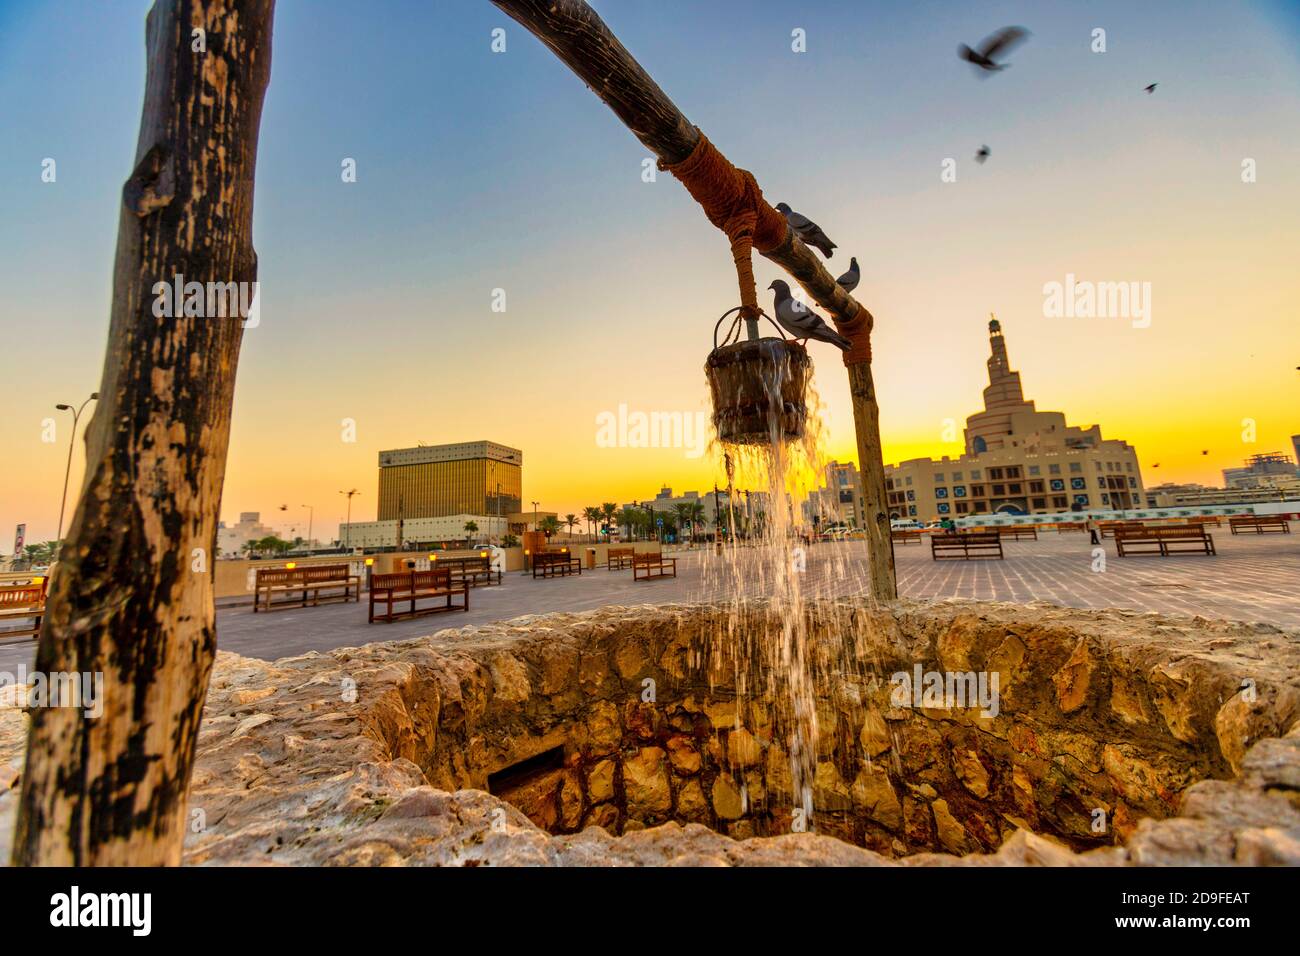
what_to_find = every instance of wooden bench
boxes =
[1055,523,1087,533]
[1229,515,1291,535]
[0,580,47,642]
[1115,525,1216,557]
[369,568,468,623]
[890,530,922,546]
[997,526,1038,540]
[253,563,360,612]
[632,551,677,580]
[1188,516,1222,528]
[435,555,502,587]
[930,532,1003,561]
[606,546,635,569]
[533,550,582,578]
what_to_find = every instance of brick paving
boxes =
[2,530,1297,671]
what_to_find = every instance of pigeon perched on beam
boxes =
[768,280,852,350]
[836,257,860,292]
[959,26,1030,73]
[775,202,837,258]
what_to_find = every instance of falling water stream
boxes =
[698,349,880,830]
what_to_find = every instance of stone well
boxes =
[2,599,1299,865]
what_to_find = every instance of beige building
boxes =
[803,461,865,528]
[885,318,1145,521]
[217,512,277,556]
[376,441,521,521]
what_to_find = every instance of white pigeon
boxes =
[768,280,852,350]
[774,202,836,258]
[836,257,860,293]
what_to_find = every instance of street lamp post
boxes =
[339,489,359,551]
[300,504,314,552]
[532,500,540,532]
[54,392,99,550]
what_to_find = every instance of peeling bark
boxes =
[13,0,275,866]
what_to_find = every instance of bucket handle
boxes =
[713,306,787,351]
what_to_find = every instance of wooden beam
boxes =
[13,0,276,866]
[494,0,897,600]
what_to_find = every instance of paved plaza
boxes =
[2,530,1297,671]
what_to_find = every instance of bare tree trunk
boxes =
[13,0,275,866]
[494,0,897,601]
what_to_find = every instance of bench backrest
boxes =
[608,547,634,557]
[632,551,664,564]
[934,533,999,545]
[1117,526,1207,540]
[371,571,413,592]
[413,568,451,589]
[534,550,572,564]
[1230,515,1283,525]
[0,585,45,607]
[255,568,300,586]
[302,564,350,582]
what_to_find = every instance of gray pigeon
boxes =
[768,280,852,350]
[774,202,836,258]
[836,257,860,293]
[958,26,1030,73]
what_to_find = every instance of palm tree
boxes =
[539,515,561,538]
[583,506,601,539]
[464,520,478,542]
[618,506,643,541]
[601,502,617,537]
[564,513,579,539]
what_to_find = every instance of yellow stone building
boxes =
[885,319,1145,521]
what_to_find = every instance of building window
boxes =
[1098,477,1107,488]
[1007,466,1022,479]
[1126,462,1133,472]
[1029,480,1045,494]
[952,471,963,480]
[1050,479,1065,492]
[1008,483,1022,494]
[934,473,945,482]
[937,502,950,514]
[956,501,969,513]
[1049,464,1061,475]
[935,487,948,499]
[906,490,915,501]
[905,476,913,486]
[992,484,1005,495]
[908,505,916,517]
[1128,477,1136,488]
[953,486,967,498]
[970,470,982,479]
[1028,465,1041,476]
[972,436,987,453]
[1101,493,1110,504]
[989,467,1004,479]
[1032,497,1047,509]
[1074,494,1089,506]
[1071,477,1086,490]
[1052,496,1068,508]
[1069,462,1083,473]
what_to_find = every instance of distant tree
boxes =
[583,506,601,537]
[464,520,479,539]
[539,515,561,538]
[600,502,617,535]
[501,534,520,548]
[22,541,60,567]
[564,513,579,537]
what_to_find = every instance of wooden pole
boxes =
[493,0,897,599]
[13,0,275,866]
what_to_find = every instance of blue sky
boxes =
[2,1,1298,542]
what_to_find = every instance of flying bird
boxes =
[836,257,860,293]
[775,202,837,258]
[1144,83,1158,94]
[975,145,991,164]
[768,280,852,350]
[958,26,1030,73]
